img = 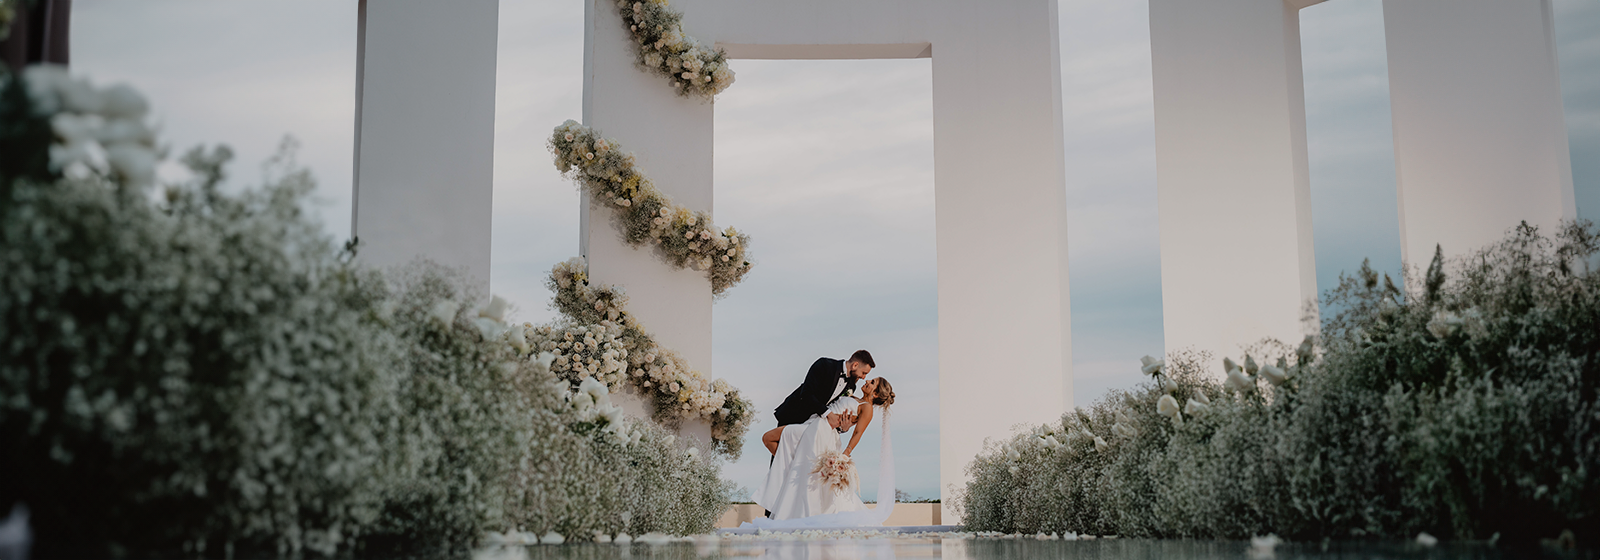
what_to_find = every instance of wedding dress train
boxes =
[748,398,895,528]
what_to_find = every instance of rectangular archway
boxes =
[582,0,1072,521]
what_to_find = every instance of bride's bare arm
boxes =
[843,403,874,456]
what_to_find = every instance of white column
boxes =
[924,1,1071,525]
[352,0,500,287]
[1382,0,1576,265]
[581,0,718,444]
[1150,0,1319,359]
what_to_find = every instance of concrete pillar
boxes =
[353,0,500,287]
[1382,0,1576,265]
[1150,0,1319,359]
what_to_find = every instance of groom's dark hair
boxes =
[848,350,875,368]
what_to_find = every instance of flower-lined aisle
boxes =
[961,228,1600,542]
[0,67,732,558]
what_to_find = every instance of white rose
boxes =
[50,113,95,144]
[1138,355,1164,375]
[100,83,149,119]
[1156,394,1180,419]
[429,300,460,325]
[478,295,509,322]
[1224,366,1255,393]
[104,143,157,185]
[1259,364,1290,386]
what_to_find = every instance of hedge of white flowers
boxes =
[960,224,1600,543]
[614,0,734,100]
[528,257,755,459]
[0,68,730,557]
[550,120,752,296]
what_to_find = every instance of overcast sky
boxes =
[72,0,1598,501]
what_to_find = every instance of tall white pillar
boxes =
[1150,0,1319,359]
[581,0,719,445]
[581,0,716,379]
[1382,0,1576,265]
[353,0,500,287]
[924,1,1071,524]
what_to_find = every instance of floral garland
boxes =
[550,120,752,296]
[518,258,755,458]
[614,0,734,100]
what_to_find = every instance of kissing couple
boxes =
[746,350,899,528]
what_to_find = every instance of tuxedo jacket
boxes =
[773,357,855,426]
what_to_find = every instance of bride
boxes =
[750,377,897,526]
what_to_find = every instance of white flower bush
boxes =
[614,0,734,100]
[0,70,733,557]
[549,121,753,296]
[534,257,754,458]
[21,66,160,187]
[961,224,1600,542]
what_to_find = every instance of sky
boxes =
[70,0,1599,501]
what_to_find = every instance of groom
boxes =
[763,350,874,518]
[774,350,875,428]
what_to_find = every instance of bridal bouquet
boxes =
[812,450,858,493]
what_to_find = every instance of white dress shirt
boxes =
[830,361,848,402]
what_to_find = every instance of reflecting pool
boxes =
[479,533,1595,560]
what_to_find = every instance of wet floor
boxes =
[479,533,1594,560]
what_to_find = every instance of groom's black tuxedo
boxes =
[773,357,855,426]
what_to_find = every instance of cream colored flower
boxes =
[1184,398,1210,417]
[1224,366,1255,394]
[1157,394,1180,419]
[1139,355,1164,375]
[1259,364,1289,386]
[429,300,459,325]
[479,295,509,322]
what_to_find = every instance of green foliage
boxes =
[0,71,732,557]
[961,222,1600,542]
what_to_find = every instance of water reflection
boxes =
[485,536,1594,560]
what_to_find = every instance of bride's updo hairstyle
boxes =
[868,378,895,408]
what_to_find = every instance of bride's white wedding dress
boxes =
[748,397,896,528]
